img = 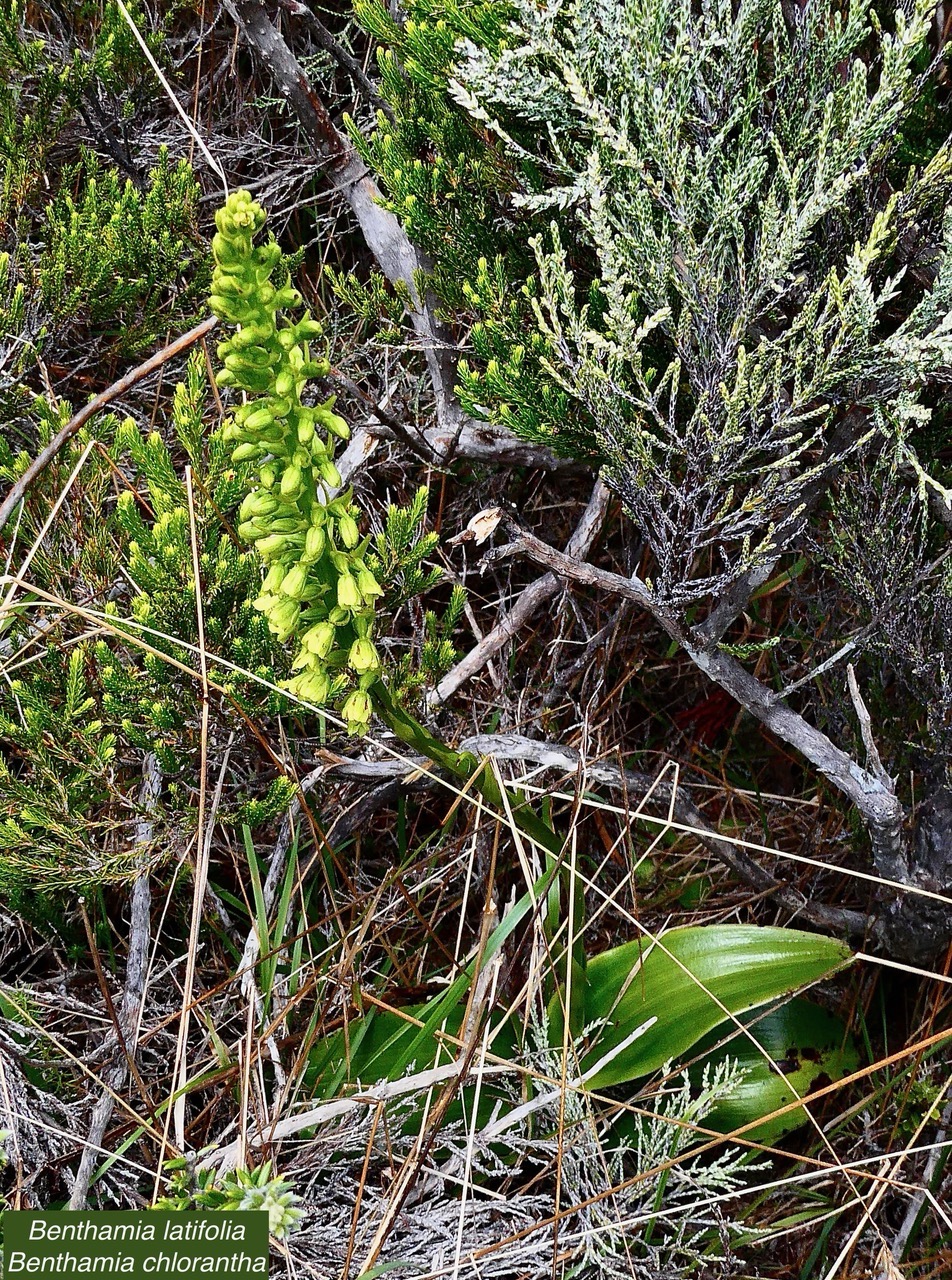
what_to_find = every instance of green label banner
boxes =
[2,1213,269,1277]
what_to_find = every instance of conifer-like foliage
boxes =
[37,152,206,356]
[0,353,294,896]
[0,645,118,899]
[356,0,952,605]
[4,0,952,1259]
[1,0,204,426]
[105,355,285,753]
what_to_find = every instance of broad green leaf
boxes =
[690,997,859,1143]
[550,925,852,1091]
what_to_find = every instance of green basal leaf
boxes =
[689,997,860,1143]
[549,924,852,1091]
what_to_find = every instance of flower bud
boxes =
[287,668,331,705]
[295,317,323,340]
[267,598,300,641]
[319,458,341,487]
[348,637,380,674]
[280,465,304,500]
[322,411,350,440]
[337,513,359,548]
[245,491,278,518]
[256,534,288,557]
[245,407,275,432]
[304,526,326,560]
[261,564,286,593]
[341,689,372,735]
[281,564,308,600]
[231,326,272,350]
[356,567,383,599]
[337,574,360,610]
[302,621,335,658]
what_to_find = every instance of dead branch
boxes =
[542,600,636,708]
[847,664,892,786]
[223,0,572,471]
[430,480,612,706]
[200,1057,512,1172]
[492,521,911,895]
[68,752,160,1209]
[282,0,384,109]
[322,735,874,938]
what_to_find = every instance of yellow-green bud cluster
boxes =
[211,191,382,734]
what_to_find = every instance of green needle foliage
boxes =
[1,0,204,423]
[1,0,160,224]
[0,354,294,897]
[37,152,206,355]
[0,645,120,902]
[103,354,287,768]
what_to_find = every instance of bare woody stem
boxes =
[489,523,910,888]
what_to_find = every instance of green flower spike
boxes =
[210,190,382,734]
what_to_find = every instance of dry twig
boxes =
[0,317,218,539]
[491,520,911,904]
[223,0,570,471]
[431,481,612,705]
[67,752,160,1208]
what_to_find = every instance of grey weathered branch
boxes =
[280,0,384,109]
[369,417,573,469]
[0,317,217,540]
[493,522,910,894]
[323,734,873,938]
[200,1056,510,1171]
[847,664,891,787]
[68,753,160,1209]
